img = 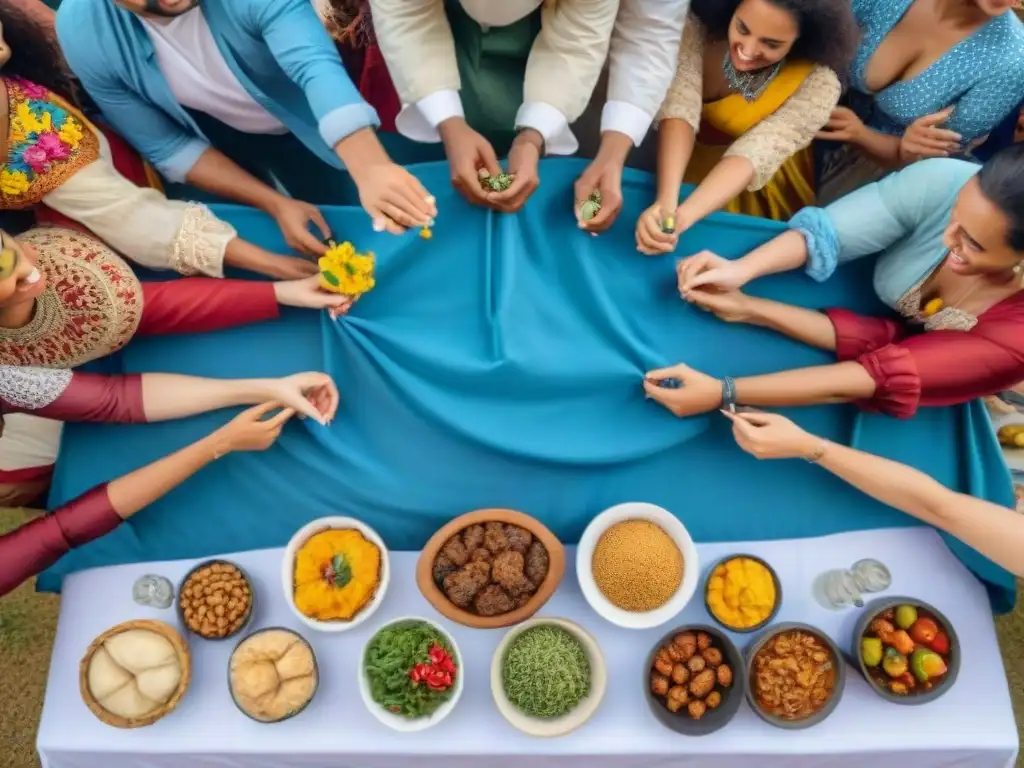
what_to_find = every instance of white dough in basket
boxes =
[104,629,176,674]
[99,680,161,719]
[87,646,133,700]
[135,663,182,703]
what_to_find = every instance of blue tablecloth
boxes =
[42,159,1016,611]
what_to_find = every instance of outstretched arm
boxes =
[724,410,1024,578]
[0,403,292,596]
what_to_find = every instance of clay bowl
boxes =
[80,619,191,729]
[416,508,566,629]
[644,624,745,736]
[744,622,847,730]
[851,596,960,705]
[703,554,782,634]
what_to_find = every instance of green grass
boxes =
[1,507,1022,766]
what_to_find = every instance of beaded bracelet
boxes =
[721,376,737,413]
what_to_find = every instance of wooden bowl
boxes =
[416,508,566,629]
[79,619,191,729]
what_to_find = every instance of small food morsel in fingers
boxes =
[230,629,318,722]
[180,562,252,639]
[650,630,732,721]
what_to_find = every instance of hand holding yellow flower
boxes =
[318,241,376,298]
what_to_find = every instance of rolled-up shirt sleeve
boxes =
[601,0,688,146]
[0,484,119,597]
[824,306,1024,418]
[789,158,983,283]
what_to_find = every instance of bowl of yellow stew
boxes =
[704,554,781,634]
[282,517,390,633]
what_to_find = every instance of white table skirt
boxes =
[37,527,1019,768]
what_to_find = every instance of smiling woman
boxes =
[647,145,1024,420]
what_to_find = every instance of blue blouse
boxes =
[789,158,980,308]
[850,0,1024,142]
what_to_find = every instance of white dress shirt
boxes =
[602,0,688,146]
[370,0,619,155]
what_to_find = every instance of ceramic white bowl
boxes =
[490,617,607,737]
[576,502,700,629]
[281,516,390,633]
[358,616,464,732]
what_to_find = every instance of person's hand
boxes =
[684,285,752,323]
[899,107,961,161]
[815,106,867,144]
[273,275,354,319]
[642,364,722,417]
[721,410,821,460]
[270,197,331,258]
[574,155,624,234]
[212,402,295,455]
[635,200,679,255]
[489,130,542,213]
[259,255,319,280]
[676,250,753,296]
[260,372,340,425]
[439,117,503,207]
[356,162,437,234]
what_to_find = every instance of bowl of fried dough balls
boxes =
[416,509,566,629]
[645,625,745,736]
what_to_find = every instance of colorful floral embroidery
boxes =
[0,77,99,209]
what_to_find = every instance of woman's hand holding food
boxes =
[210,402,296,455]
[635,200,680,255]
[721,410,823,460]
[273,275,354,319]
[258,373,339,425]
[356,162,437,234]
[676,250,754,296]
[642,364,722,417]
[489,130,542,213]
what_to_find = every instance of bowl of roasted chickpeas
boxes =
[645,625,744,736]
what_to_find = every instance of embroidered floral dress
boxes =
[0,76,235,277]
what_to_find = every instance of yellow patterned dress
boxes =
[0,77,235,277]
[657,16,841,220]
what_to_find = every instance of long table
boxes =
[38,528,1018,768]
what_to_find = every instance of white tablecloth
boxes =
[38,527,1019,768]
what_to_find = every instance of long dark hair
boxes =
[690,0,860,80]
[978,143,1024,252]
[0,4,81,107]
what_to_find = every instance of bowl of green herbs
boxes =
[490,617,607,737]
[359,616,463,732]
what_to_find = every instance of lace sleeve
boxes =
[0,366,73,412]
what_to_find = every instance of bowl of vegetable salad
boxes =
[358,616,463,732]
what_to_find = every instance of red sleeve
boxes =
[0,484,118,597]
[137,280,280,336]
[825,308,905,360]
[4,372,146,423]
[838,306,1024,419]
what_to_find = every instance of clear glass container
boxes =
[132,574,174,609]
[812,559,891,611]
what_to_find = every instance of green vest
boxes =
[446,0,541,156]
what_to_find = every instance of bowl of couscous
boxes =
[576,502,699,630]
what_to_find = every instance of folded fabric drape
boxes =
[42,160,1017,611]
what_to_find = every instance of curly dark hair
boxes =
[690,0,860,80]
[0,4,81,107]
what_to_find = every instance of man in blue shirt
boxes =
[57,0,437,256]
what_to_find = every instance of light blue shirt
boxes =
[56,0,379,182]
[789,159,981,308]
[850,0,1024,142]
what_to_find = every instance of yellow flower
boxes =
[318,240,376,298]
[0,169,30,196]
[58,119,83,149]
[14,102,46,135]
[420,226,432,240]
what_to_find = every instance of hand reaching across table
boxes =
[642,364,723,417]
[439,117,504,208]
[635,200,679,255]
[676,250,756,296]
[273,275,355,319]
[487,129,542,213]
[720,409,1024,578]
